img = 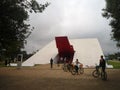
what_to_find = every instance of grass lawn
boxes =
[107,60,120,69]
[0,61,5,67]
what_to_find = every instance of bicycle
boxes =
[62,63,67,72]
[62,63,73,72]
[92,65,107,80]
[71,64,84,75]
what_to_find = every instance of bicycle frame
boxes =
[71,65,84,75]
[92,66,107,80]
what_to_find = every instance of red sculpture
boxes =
[55,36,75,63]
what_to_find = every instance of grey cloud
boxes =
[25,0,119,54]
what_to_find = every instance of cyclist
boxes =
[74,59,82,74]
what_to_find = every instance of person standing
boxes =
[50,58,53,69]
[99,55,106,73]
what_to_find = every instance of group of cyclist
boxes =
[51,55,106,76]
[67,55,106,74]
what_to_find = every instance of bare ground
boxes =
[0,64,120,90]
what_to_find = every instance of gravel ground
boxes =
[0,64,120,90]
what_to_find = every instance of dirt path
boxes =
[0,64,120,90]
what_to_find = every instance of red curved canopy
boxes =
[55,36,75,59]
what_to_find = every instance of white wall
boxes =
[22,38,104,67]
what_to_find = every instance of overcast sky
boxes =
[25,0,119,55]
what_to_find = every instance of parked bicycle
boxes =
[92,65,107,80]
[62,63,73,72]
[62,63,68,72]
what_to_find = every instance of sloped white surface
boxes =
[22,38,104,67]
[70,39,103,67]
[22,41,57,66]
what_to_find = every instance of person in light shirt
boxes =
[74,59,82,74]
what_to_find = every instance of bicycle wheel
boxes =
[64,65,68,72]
[62,65,68,72]
[71,68,76,75]
[79,68,84,74]
[92,70,100,78]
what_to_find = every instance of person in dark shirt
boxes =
[50,58,53,69]
[99,55,106,73]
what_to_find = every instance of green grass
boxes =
[0,61,5,67]
[107,60,120,69]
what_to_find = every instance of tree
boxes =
[106,52,120,60]
[0,0,49,63]
[102,0,120,47]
